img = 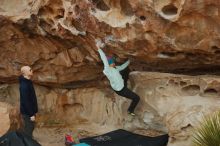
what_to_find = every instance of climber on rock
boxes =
[95,39,140,116]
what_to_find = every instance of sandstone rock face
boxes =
[130,72,220,146]
[0,102,10,136]
[0,0,220,85]
[1,72,220,145]
[1,0,220,145]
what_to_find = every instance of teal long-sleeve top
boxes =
[98,48,130,91]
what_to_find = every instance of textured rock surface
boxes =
[0,102,10,136]
[1,72,220,145]
[1,0,220,146]
[130,72,220,146]
[0,0,220,85]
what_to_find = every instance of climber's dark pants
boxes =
[120,67,130,88]
[114,86,140,113]
[115,67,140,113]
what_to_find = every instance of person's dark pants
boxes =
[117,67,140,113]
[120,67,130,88]
[22,115,35,138]
[115,87,140,113]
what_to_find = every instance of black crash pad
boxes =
[0,131,41,146]
[80,129,169,146]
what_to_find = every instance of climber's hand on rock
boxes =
[95,39,105,49]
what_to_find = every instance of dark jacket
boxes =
[19,76,38,117]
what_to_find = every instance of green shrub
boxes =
[192,111,220,146]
